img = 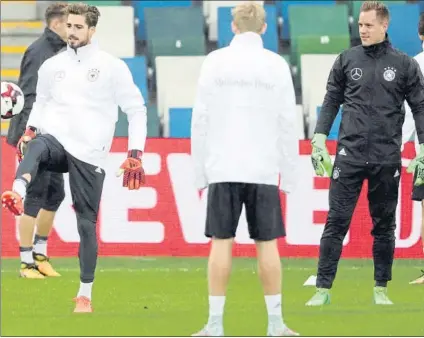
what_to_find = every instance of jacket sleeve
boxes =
[277,59,299,194]
[401,102,415,151]
[113,59,147,152]
[314,53,346,135]
[404,57,424,145]
[26,60,51,130]
[190,56,214,190]
[18,48,40,122]
[7,48,41,145]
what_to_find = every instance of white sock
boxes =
[12,179,27,200]
[208,296,225,325]
[20,248,34,264]
[77,282,93,300]
[33,235,48,256]
[34,242,47,256]
[265,294,283,318]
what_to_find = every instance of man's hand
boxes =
[407,144,424,186]
[17,127,37,162]
[311,133,333,177]
[116,150,145,190]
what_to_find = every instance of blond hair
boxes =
[232,2,266,34]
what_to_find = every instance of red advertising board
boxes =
[1,137,422,258]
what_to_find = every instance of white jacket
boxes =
[191,32,299,193]
[402,42,424,154]
[27,41,147,168]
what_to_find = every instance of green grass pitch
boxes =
[1,257,423,336]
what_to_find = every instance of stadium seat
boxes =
[300,54,339,138]
[95,6,135,58]
[122,56,148,100]
[217,5,278,52]
[420,0,424,13]
[316,106,342,140]
[169,108,192,138]
[387,4,421,56]
[132,0,192,41]
[148,36,205,68]
[295,35,350,74]
[204,0,264,41]
[144,6,205,65]
[115,105,161,137]
[288,4,349,66]
[155,56,206,136]
[277,1,336,40]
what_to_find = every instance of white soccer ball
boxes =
[1,81,24,119]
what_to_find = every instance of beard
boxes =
[68,35,89,50]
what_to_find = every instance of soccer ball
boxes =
[1,81,24,119]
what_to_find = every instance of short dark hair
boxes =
[419,13,424,36]
[360,1,390,22]
[45,2,68,26]
[66,3,101,28]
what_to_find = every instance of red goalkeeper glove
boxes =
[116,150,145,190]
[17,126,36,162]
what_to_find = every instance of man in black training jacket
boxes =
[306,1,424,306]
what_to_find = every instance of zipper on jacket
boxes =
[366,56,378,165]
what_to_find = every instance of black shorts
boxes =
[205,182,285,241]
[24,170,65,217]
[412,171,424,201]
[35,134,105,222]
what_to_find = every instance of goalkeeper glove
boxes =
[17,126,36,163]
[311,133,333,177]
[116,150,145,190]
[407,144,424,186]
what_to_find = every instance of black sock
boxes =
[375,281,387,288]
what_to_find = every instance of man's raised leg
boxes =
[2,137,52,216]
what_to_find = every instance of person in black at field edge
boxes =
[307,0,424,306]
[6,2,68,279]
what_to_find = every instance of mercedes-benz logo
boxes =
[350,68,362,81]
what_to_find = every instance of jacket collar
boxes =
[230,32,263,49]
[67,39,99,62]
[44,27,67,51]
[362,34,391,57]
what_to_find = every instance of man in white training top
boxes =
[402,12,424,285]
[191,2,299,336]
[1,3,147,313]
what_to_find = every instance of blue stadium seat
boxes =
[169,108,192,138]
[217,5,278,52]
[277,0,336,40]
[420,0,424,13]
[122,56,148,100]
[387,4,421,57]
[132,0,192,41]
[316,106,342,140]
[115,56,157,137]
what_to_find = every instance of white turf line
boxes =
[1,266,422,273]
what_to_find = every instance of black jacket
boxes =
[6,28,67,147]
[315,37,424,164]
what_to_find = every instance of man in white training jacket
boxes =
[402,13,424,285]
[1,3,147,312]
[191,2,299,337]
